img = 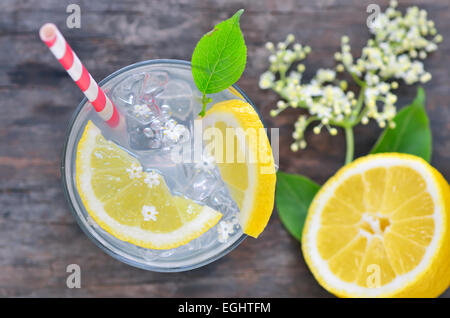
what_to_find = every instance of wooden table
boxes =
[0,0,448,297]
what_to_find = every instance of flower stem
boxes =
[350,85,366,125]
[344,126,354,165]
[198,93,212,117]
[350,72,365,87]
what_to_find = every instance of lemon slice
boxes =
[302,153,450,297]
[76,121,222,249]
[202,100,276,238]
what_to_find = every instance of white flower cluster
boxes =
[142,205,159,222]
[162,119,188,143]
[126,162,143,179]
[259,33,310,91]
[144,170,160,188]
[259,0,441,151]
[260,35,357,151]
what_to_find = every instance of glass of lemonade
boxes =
[61,59,263,272]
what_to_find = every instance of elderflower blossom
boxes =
[141,205,159,222]
[338,3,439,85]
[259,1,440,151]
[261,35,357,150]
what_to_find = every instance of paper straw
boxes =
[39,23,120,127]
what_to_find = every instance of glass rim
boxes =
[60,59,258,272]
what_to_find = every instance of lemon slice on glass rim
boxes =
[302,153,450,297]
[75,121,222,250]
[202,99,277,238]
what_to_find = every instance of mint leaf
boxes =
[370,87,432,162]
[276,171,320,242]
[191,9,247,115]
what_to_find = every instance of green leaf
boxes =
[370,87,432,162]
[191,9,247,95]
[276,171,320,242]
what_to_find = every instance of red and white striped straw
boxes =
[39,23,120,127]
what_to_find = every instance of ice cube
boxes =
[155,79,193,120]
[160,104,173,120]
[127,116,162,150]
[143,127,154,138]
[183,169,218,201]
[112,73,143,107]
[209,187,235,212]
[127,117,190,152]
[130,104,157,125]
[112,71,168,109]
[141,71,168,96]
[150,118,163,131]
[111,71,196,152]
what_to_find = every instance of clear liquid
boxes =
[70,61,246,267]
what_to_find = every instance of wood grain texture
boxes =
[0,0,448,297]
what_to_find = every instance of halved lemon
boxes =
[76,121,222,249]
[302,153,450,297]
[202,100,276,238]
